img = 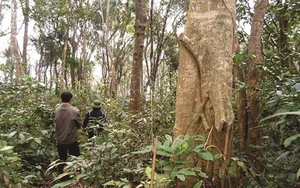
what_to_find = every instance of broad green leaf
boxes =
[0,146,13,153]
[25,137,34,142]
[34,138,42,144]
[165,134,173,142]
[297,168,300,179]
[171,137,184,150]
[145,166,152,179]
[194,135,205,142]
[177,168,196,176]
[51,179,75,188]
[8,131,17,138]
[228,162,238,177]
[162,164,175,171]
[283,134,300,147]
[197,150,213,161]
[237,161,247,172]
[176,174,185,181]
[197,171,208,178]
[174,147,187,156]
[193,180,203,188]
[0,140,6,147]
[19,134,25,141]
[157,150,172,157]
[192,144,205,153]
[159,145,173,153]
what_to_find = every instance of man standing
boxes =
[55,91,82,174]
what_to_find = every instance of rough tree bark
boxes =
[245,0,269,171]
[277,0,290,67]
[173,0,235,187]
[233,39,248,151]
[129,0,147,113]
[60,30,69,92]
[10,0,24,77]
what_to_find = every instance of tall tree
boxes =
[60,29,69,92]
[129,0,147,113]
[245,0,269,170]
[174,0,235,187]
[234,0,269,171]
[98,0,117,98]
[10,0,24,77]
[21,0,29,74]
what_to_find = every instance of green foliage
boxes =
[0,140,21,187]
[0,77,57,187]
[133,134,213,187]
[234,2,300,184]
[258,64,300,187]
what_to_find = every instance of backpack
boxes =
[87,110,106,138]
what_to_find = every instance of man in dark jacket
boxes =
[83,100,106,138]
[55,91,82,174]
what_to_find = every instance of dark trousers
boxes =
[57,141,80,174]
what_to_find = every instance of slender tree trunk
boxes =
[277,0,290,67]
[245,0,269,171]
[174,0,235,187]
[234,61,248,151]
[129,0,147,113]
[144,0,173,91]
[22,0,29,75]
[60,30,69,92]
[233,32,248,151]
[81,21,87,90]
[10,0,24,77]
[70,28,79,89]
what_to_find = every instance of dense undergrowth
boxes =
[0,77,299,187]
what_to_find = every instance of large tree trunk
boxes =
[129,0,147,113]
[245,0,269,171]
[174,0,235,187]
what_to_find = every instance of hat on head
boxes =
[92,100,101,109]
